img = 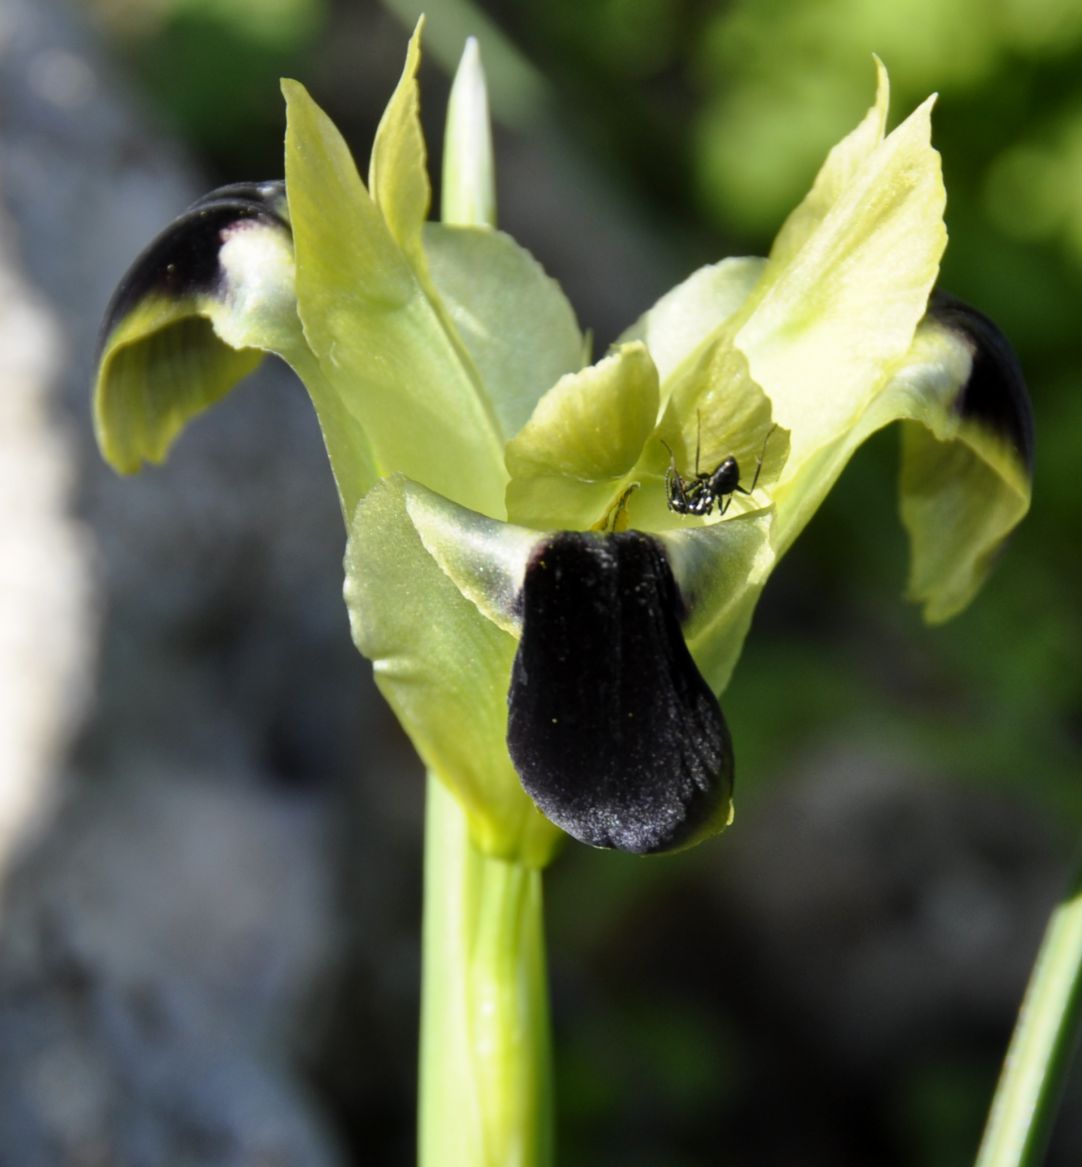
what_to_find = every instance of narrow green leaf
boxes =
[420,776,555,1167]
[975,854,1082,1167]
[442,37,496,228]
[369,17,430,268]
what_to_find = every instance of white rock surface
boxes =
[0,208,95,882]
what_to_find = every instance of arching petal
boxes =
[93,182,303,474]
[658,510,778,694]
[892,295,1033,622]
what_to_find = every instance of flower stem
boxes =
[975,848,1082,1167]
[419,773,554,1167]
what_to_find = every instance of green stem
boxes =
[419,773,554,1167]
[975,849,1082,1167]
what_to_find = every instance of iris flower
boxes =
[92,25,1032,1163]
[94,31,1031,859]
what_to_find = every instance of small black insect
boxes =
[662,418,773,517]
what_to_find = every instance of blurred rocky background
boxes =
[0,0,1078,1165]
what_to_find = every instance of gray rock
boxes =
[0,1,411,1162]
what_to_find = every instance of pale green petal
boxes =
[736,93,947,475]
[769,58,890,267]
[613,261,792,535]
[96,312,264,474]
[771,313,1031,621]
[404,478,537,638]
[617,257,766,386]
[504,343,659,530]
[423,223,583,439]
[900,422,1028,623]
[369,18,430,268]
[654,339,790,527]
[880,316,1031,622]
[658,510,777,694]
[345,475,562,866]
[283,79,507,517]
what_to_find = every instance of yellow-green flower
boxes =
[93,31,1032,865]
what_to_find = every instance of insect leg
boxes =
[660,439,690,513]
[736,424,777,497]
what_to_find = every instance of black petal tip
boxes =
[507,531,733,855]
[931,290,1035,475]
[99,180,289,352]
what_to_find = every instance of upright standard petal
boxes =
[617,257,766,387]
[737,91,947,484]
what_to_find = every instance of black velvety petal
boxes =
[506,530,733,855]
[931,290,1034,475]
[99,180,289,348]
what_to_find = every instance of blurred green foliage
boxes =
[93,0,325,171]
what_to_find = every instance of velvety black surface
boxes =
[507,530,733,854]
[98,180,289,352]
[931,289,1035,474]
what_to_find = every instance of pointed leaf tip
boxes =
[369,16,431,259]
[443,35,496,227]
